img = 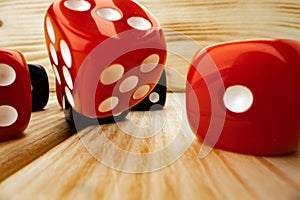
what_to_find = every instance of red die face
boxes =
[44,0,167,118]
[186,39,300,156]
[0,50,31,141]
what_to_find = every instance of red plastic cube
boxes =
[186,39,300,156]
[44,0,167,120]
[0,50,31,140]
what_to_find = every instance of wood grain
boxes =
[0,94,74,182]
[0,93,299,200]
[0,0,299,91]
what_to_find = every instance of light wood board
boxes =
[0,93,299,200]
[0,94,74,182]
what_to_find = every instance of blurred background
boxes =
[0,0,299,92]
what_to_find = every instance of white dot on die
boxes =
[98,96,119,113]
[52,65,61,85]
[127,17,152,31]
[63,66,73,90]
[100,64,124,85]
[65,87,75,107]
[64,0,91,12]
[0,64,16,87]
[140,54,160,73]
[97,8,122,21]
[49,43,58,65]
[119,76,139,93]
[60,40,72,68]
[46,17,55,43]
[223,85,254,113]
[133,85,150,100]
[149,92,160,103]
[0,105,18,127]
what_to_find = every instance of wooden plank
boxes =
[0,0,53,90]
[215,151,300,200]
[0,93,299,200]
[1,0,300,92]
[0,94,74,182]
[263,151,300,187]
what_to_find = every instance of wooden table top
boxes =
[0,0,300,199]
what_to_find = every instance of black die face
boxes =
[131,69,166,111]
[62,93,72,123]
[28,64,49,111]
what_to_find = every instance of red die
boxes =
[44,0,167,122]
[0,50,31,140]
[186,39,300,156]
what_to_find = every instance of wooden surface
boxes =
[0,95,74,182]
[0,0,300,199]
[0,92,300,200]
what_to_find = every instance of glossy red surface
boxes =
[0,50,31,141]
[186,39,300,156]
[45,0,167,118]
